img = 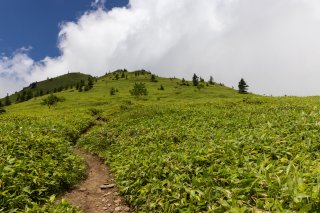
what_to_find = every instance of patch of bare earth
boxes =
[63,148,132,213]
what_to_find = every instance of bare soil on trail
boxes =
[63,148,132,213]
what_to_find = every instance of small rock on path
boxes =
[62,148,132,213]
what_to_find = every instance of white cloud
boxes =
[91,0,106,9]
[0,48,34,96]
[2,0,320,97]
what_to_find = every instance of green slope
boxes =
[5,70,320,212]
[2,72,91,103]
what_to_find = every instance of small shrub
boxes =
[197,84,205,91]
[110,87,118,95]
[158,84,164,90]
[120,100,133,111]
[41,94,65,108]
[130,83,148,98]
[151,74,158,82]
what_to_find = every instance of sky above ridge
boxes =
[0,0,128,61]
[1,0,320,97]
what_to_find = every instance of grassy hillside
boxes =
[2,72,91,103]
[3,70,320,212]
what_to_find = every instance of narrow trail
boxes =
[63,148,132,213]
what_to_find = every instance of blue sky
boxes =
[1,0,320,97]
[0,0,128,61]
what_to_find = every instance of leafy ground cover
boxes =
[4,71,320,212]
[79,97,320,212]
[0,110,94,211]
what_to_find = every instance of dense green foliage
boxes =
[79,97,320,212]
[0,109,94,211]
[4,70,320,212]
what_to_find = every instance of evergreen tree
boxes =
[26,90,33,100]
[16,93,21,103]
[80,80,85,87]
[4,94,11,106]
[0,99,3,107]
[209,76,214,85]
[20,91,26,102]
[78,80,85,92]
[87,77,94,89]
[192,74,199,86]
[238,78,249,94]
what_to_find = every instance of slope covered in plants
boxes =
[3,70,320,212]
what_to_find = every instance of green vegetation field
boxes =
[2,70,320,212]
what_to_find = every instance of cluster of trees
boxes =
[3,70,250,109]
[191,73,249,94]
[108,71,249,99]
[0,94,12,107]
[3,76,96,106]
[16,90,36,103]
[15,85,70,104]
[134,69,151,76]
[113,72,127,80]
[191,74,215,87]
[106,69,128,80]
[76,77,95,92]
[0,99,5,113]
[5,95,11,106]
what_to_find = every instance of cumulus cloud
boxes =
[91,0,106,9]
[2,0,320,97]
[0,48,35,96]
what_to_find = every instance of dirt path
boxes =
[63,148,132,213]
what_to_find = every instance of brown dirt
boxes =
[63,148,132,213]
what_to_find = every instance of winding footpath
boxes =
[63,148,132,213]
